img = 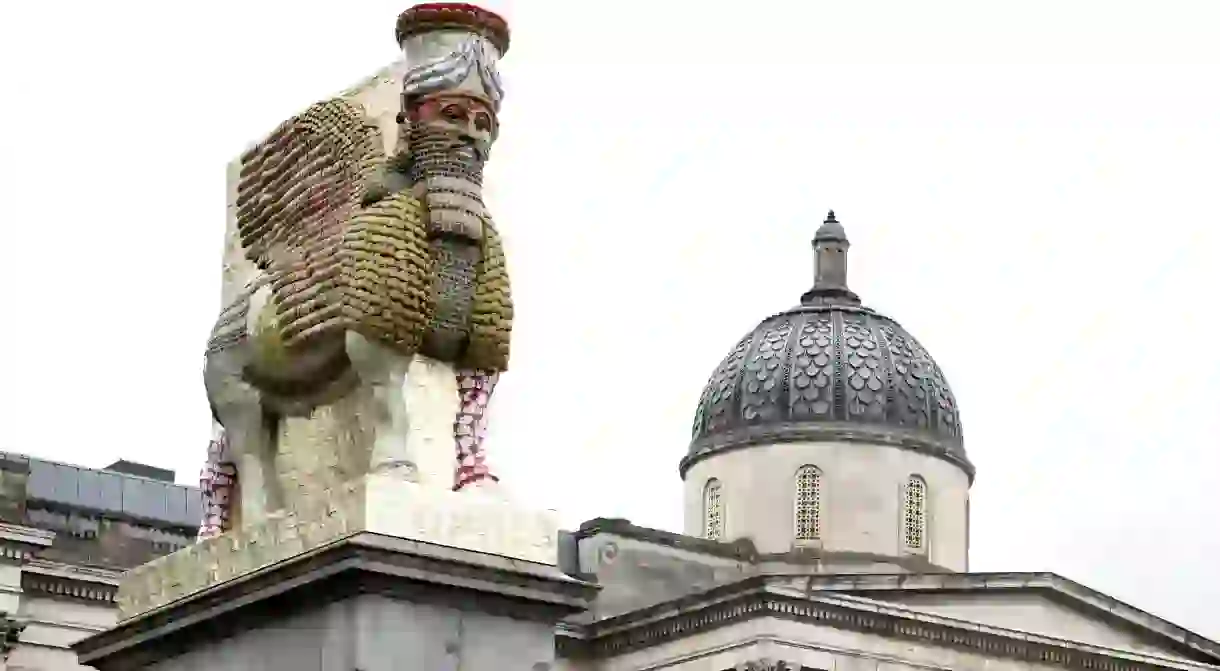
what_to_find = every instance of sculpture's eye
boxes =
[473,113,492,132]
[442,104,465,122]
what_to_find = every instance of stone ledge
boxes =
[558,577,1212,671]
[76,531,599,671]
[117,475,561,619]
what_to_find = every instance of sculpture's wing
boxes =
[234,98,384,345]
[235,97,383,267]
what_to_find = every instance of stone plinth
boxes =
[73,477,597,670]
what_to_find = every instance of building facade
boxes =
[539,212,1220,671]
[0,454,200,670]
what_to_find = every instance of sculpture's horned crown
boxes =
[396,3,511,54]
[396,3,510,112]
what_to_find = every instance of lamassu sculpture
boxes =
[200,3,514,537]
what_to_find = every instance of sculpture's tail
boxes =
[197,423,237,541]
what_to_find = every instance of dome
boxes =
[682,211,970,479]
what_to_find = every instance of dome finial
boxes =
[801,209,861,306]
[814,209,848,244]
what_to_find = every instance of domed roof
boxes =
[683,212,970,478]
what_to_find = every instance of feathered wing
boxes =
[234,98,385,349]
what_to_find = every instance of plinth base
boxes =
[73,478,597,670]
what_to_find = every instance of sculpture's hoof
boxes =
[456,477,504,498]
[369,461,420,482]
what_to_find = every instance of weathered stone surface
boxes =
[119,475,559,620]
[79,529,595,671]
[135,595,561,671]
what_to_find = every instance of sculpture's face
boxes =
[408,92,497,149]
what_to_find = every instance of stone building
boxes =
[0,453,200,670]
[547,213,1220,671]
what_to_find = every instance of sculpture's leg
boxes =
[224,407,280,528]
[205,339,281,531]
[346,331,419,481]
[453,368,500,491]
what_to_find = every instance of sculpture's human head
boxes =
[395,4,508,166]
[404,91,498,161]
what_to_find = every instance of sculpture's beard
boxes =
[404,122,489,242]
[404,122,487,185]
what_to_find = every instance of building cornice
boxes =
[729,660,808,671]
[572,519,958,574]
[682,422,973,482]
[557,577,1217,671]
[0,522,54,564]
[0,544,36,563]
[784,572,1220,664]
[23,557,123,584]
[0,522,55,548]
[20,558,121,604]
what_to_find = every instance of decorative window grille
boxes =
[794,465,822,541]
[703,479,724,540]
[903,476,928,551]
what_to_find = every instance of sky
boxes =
[2,0,1219,640]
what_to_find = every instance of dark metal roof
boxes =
[104,460,176,483]
[9,453,203,529]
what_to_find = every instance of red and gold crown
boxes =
[395,3,511,55]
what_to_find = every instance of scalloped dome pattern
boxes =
[686,304,966,470]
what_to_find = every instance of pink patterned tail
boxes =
[197,426,236,540]
[453,369,500,490]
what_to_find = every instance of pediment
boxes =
[561,574,1220,671]
[802,572,1220,665]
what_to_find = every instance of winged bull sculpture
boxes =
[199,4,515,537]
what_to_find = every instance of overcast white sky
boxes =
[2,0,1219,638]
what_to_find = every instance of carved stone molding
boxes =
[558,581,1198,671]
[22,572,118,603]
[733,659,804,671]
[0,522,53,566]
[0,543,34,563]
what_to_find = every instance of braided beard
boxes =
[404,122,488,242]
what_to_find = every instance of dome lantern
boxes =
[801,210,861,307]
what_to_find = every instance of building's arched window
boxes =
[703,478,724,540]
[903,475,928,551]
[794,465,822,541]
